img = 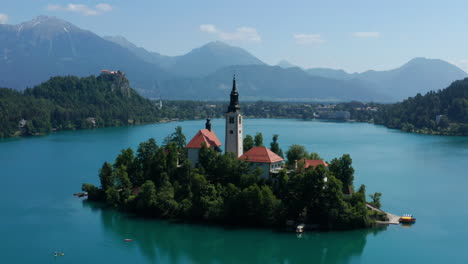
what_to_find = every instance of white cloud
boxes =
[450,59,468,72]
[200,24,261,43]
[0,13,9,24]
[293,34,324,45]
[96,3,113,12]
[200,24,217,33]
[47,3,112,16]
[353,32,380,38]
[219,27,261,42]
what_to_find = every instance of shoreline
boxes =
[2,117,466,140]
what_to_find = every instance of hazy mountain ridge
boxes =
[1,16,467,102]
[157,65,389,101]
[105,37,265,77]
[306,58,468,100]
[0,16,172,91]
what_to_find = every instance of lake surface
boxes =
[1,119,467,263]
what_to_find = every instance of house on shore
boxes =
[240,146,284,178]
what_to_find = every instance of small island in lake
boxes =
[83,76,386,230]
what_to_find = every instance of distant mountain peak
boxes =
[103,35,138,49]
[277,60,297,69]
[191,41,246,54]
[21,15,73,27]
[203,40,231,47]
[13,15,81,38]
[400,57,467,74]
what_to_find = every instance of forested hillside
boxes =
[0,73,160,137]
[374,78,468,135]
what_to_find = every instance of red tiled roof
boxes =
[186,129,222,149]
[239,146,284,163]
[303,159,328,169]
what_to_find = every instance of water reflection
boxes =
[83,201,385,264]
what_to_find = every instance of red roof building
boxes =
[239,146,284,178]
[186,129,222,149]
[186,119,222,168]
[240,146,284,163]
[302,159,328,169]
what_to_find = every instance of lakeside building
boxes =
[239,146,284,178]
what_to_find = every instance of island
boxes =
[82,76,385,230]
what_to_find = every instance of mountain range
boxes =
[1,16,466,102]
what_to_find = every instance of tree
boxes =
[329,154,354,193]
[243,134,254,152]
[254,132,264,147]
[164,126,186,150]
[286,144,308,167]
[105,187,120,206]
[136,180,157,211]
[135,138,159,184]
[113,165,133,203]
[270,134,284,157]
[369,192,382,209]
[99,162,114,190]
[155,174,178,217]
[114,148,134,170]
[82,183,102,201]
[308,152,322,160]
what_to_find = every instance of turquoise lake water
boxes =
[0,119,467,263]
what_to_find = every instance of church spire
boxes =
[232,74,237,92]
[227,74,240,113]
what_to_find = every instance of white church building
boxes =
[186,75,284,176]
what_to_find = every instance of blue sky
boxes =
[2,0,468,72]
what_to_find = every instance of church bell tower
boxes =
[225,75,243,157]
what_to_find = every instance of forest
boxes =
[82,128,380,230]
[0,74,162,137]
[372,78,468,136]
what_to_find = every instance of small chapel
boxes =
[186,75,284,177]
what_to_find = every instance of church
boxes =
[186,76,284,177]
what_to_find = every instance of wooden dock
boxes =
[366,203,400,225]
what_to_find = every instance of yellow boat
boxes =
[399,214,416,224]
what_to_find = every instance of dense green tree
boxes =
[136,180,157,211]
[369,192,382,209]
[270,134,284,157]
[254,132,264,147]
[329,154,354,193]
[82,183,102,201]
[105,187,120,207]
[308,152,322,160]
[155,174,178,217]
[243,134,254,152]
[285,144,308,167]
[99,162,114,190]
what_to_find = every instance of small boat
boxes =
[73,192,88,198]
[399,214,416,224]
[124,238,133,242]
[296,224,305,234]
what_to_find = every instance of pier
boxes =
[366,203,400,225]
